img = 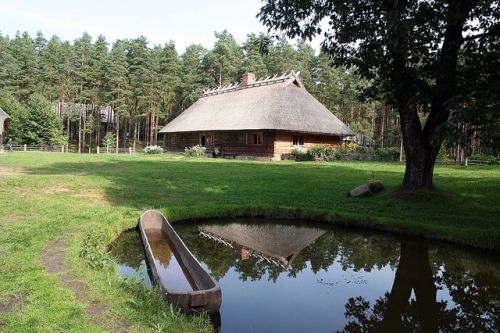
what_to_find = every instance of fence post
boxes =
[97,146,100,154]
[24,144,27,152]
[129,147,132,154]
[465,158,468,166]
[61,145,64,153]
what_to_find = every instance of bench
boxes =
[222,153,238,159]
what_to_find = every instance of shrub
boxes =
[373,147,400,159]
[344,142,358,152]
[290,147,313,161]
[143,145,164,154]
[291,146,313,161]
[184,145,206,157]
[102,132,116,149]
[469,154,499,164]
[79,230,112,270]
[353,146,373,154]
[308,145,339,161]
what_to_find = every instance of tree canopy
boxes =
[0,24,496,166]
[258,0,499,189]
[1,30,400,149]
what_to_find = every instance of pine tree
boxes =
[179,44,209,110]
[0,33,16,92]
[10,32,38,102]
[104,40,129,149]
[126,37,151,148]
[242,33,269,78]
[16,94,65,145]
[203,30,243,86]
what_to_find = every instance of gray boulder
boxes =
[349,182,384,197]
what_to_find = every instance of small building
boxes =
[0,107,11,139]
[159,72,353,160]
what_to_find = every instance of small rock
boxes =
[349,182,384,197]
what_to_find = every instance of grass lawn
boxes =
[0,152,499,332]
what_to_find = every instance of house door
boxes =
[200,135,206,147]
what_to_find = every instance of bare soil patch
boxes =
[74,189,107,200]
[42,240,129,332]
[43,186,71,194]
[0,292,26,313]
[0,214,21,226]
[0,165,24,177]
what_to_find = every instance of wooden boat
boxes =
[139,210,221,314]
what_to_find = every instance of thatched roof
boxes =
[199,223,326,268]
[160,71,353,136]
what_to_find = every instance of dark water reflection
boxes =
[110,219,500,333]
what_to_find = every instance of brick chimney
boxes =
[240,72,256,86]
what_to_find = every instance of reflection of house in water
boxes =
[199,224,326,268]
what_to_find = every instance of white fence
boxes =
[7,144,137,154]
[464,158,492,166]
[95,146,137,154]
[11,144,65,152]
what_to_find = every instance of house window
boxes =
[293,135,304,146]
[169,134,177,144]
[246,132,263,145]
[200,134,214,147]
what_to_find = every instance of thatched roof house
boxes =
[160,71,353,160]
[0,107,10,138]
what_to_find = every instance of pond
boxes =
[109,219,500,333]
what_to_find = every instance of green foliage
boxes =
[7,94,66,145]
[79,229,112,270]
[258,0,499,188]
[308,145,339,161]
[204,30,243,86]
[373,147,400,160]
[0,92,25,143]
[435,144,450,162]
[143,145,164,154]
[469,154,499,165]
[184,144,206,157]
[290,146,313,161]
[291,145,400,162]
[0,27,495,165]
[102,132,116,150]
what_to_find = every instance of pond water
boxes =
[109,219,500,333]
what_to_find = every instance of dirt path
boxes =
[42,240,130,332]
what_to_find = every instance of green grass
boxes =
[0,152,499,332]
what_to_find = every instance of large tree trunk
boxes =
[402,144,438,189]
[400,107,441,189]
[389,0,471,190]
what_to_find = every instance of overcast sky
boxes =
[0,0,324,53]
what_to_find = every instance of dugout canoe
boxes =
[139,210,222,314]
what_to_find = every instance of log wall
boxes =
[165,130,276,158]
[164,130,342,160]
[274,131,342,156]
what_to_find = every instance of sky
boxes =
[0,0,324,54]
